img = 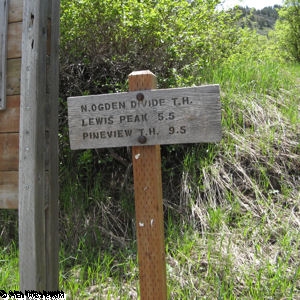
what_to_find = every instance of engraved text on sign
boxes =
[67,85,221,149]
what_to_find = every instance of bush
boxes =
[59,0,242,92]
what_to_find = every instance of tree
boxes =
[274,0,300,61]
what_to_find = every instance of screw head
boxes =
[138,135,147,144]
[136,93,144,101]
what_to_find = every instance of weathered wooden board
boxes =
[0,171,18,209]
[19,0,60,291]
[0,0,22,209]
[0,133,19,170]
[0,0,9,110]
[8,22,22,59]
[0,95,20,132]
[8,0,23,23]
[7,58,21,95]
[68,85,221,149]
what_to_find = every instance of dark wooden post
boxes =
[129,71,167,300]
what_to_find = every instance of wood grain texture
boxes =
[19,0,47,290]
[7,58,21,95]
[68,85,221,149]
[0,0,9,110]
[0,133,19,170]
[19,0,60,291]
[0,171,18,209]
[8,0,23,23]
[7,21,22,59]
[130,71,167,300]
[44,0,60,289]
[0,95,20,132]
[0,0,20,208]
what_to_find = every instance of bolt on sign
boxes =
[68,85,221,149]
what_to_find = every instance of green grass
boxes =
[0,243,19,290]
[59,248,139,299]
[0,57,299,299]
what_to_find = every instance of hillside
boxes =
[235,5,281,34]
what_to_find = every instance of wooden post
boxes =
[19,0,59,291]
[129,71,167,299]
[45,0,60,290]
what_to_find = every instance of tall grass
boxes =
[0,51,299,299]
[56,59,300,298]
[175,54,300,298]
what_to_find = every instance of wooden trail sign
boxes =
[68,85,221,149]
[67,70,221,299]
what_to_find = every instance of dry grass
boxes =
[180,86,299,225]
[170,85,300,298]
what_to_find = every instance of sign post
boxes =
[67,70,221,299]
[129,70,167,299]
